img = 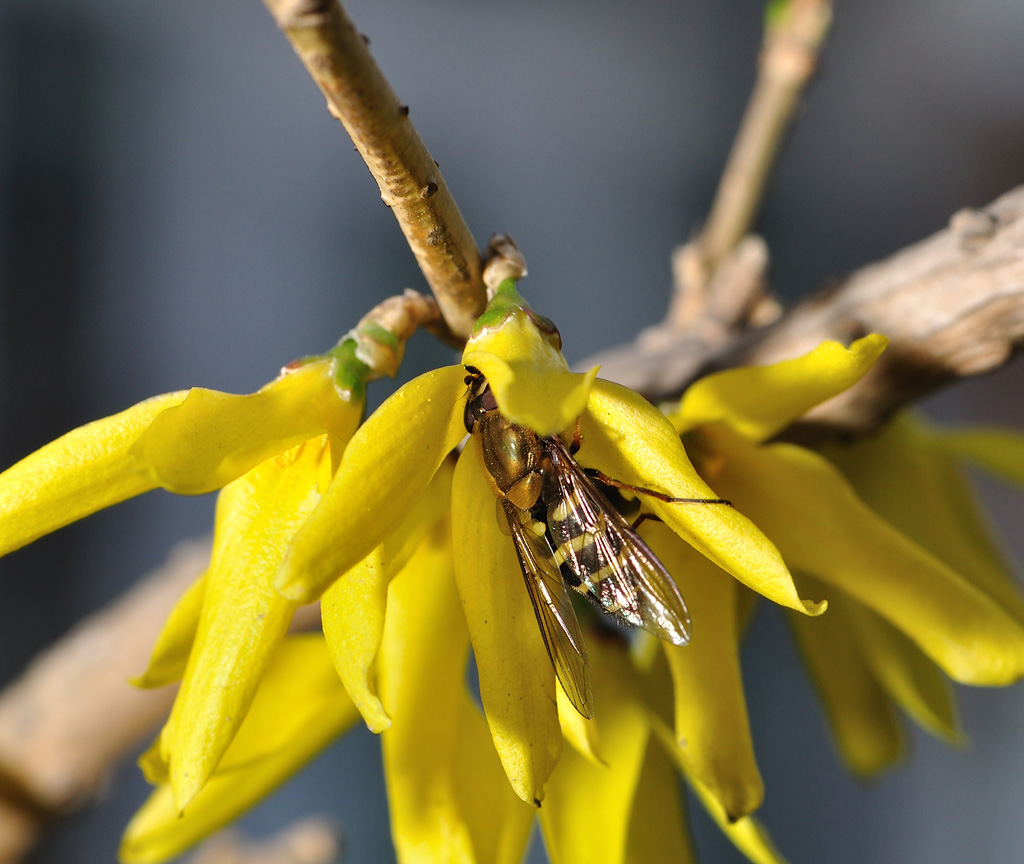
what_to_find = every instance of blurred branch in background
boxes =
[182,818,339,864]
[0,541,207,863]
[690,0,832,287]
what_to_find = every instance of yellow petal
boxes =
[132,569,209,689]
[133,358,360,495]
[690,782,789,864]
[464,304,598,436]
[822,414,1024,625]
[787,597,903,777]
[164,439,332,810]
[539,637,657,864]
[0,392,186,557]
[623,737,698,864]
[939,425,1024,489]
[321,457,456,733]
[579,379,820,615]
[557,686,603,766]
[704,425,1024,684]
[383,455,457,575]
[644,523,763,821]
[276,365,468,603]
[379,522,535,864]
[137,735,169,786]
[120,635,359,864]
[651,717,790,864]
[452,438,562,805]
[846,602,961,744]
[673,335,888,440]
[322,546,391,732]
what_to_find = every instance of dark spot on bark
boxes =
[421,181,438,199]
[399,104,410,117]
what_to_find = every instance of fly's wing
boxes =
[502,498,594,718]
[545,438,691,645]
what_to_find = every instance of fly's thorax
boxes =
[476,413,548,506]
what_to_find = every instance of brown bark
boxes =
[590,185,1024,438]
[262,0,485,339]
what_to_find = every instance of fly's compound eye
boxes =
[479,385,498,412]
[464,385,499,432]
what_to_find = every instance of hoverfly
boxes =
[463,366,729,718]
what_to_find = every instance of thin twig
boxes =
[263,0,485,339]
[659,0,831,371]
[695,0,832,282]
[482,234,528,298]
[345,289,443,380]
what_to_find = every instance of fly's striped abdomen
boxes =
[544,436,689,640]
[546,495,589,585]
[546,476,644,624]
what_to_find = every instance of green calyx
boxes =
[472,279,562,351]
[327,338,371,403]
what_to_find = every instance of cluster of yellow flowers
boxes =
[1,282,1023,864]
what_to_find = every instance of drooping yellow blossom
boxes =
[538,616,793,864]
[137,434,336,810]
[377,517,536,864]
[0,353,364,818]
[539,634,696,864]
[667,338,1024,781]
[20,278,1019,864]
[128,384,455,818]
[123,513,537,864]
[126,520,790,864]
[57,278,800,864]
[270,280,816,810]
[803,413,1024,773]
[121,633,361,864]
[0,355,361,559]
[120,307,1024,863]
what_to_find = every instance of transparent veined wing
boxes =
[545,438,691,646]
[502,498,594,718]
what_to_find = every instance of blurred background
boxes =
[1,0,1023,861]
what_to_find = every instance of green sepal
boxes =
[472,279,561,350]
[326,338,371,404]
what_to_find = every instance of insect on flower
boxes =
[463,366,731,717]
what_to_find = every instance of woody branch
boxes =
[590,185,1024,437]
[262,0,485,339]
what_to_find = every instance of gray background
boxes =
[1,0,1024,861]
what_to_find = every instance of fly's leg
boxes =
[568,418,582,455]
[630,511,660,532]
[583,467,732,507]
